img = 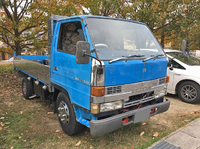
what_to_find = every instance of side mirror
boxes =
[167,58,172,67]
[76,41,90,64]
[167,59,173,70]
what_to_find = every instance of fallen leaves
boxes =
[75,141,81,147]
[5,122,10,125]
[18,135,22,139]
[57,136,61,139]
[47,112,54,115]
[0,122,5,127]
[0,117,5,119]
[0,121,10,130]
[142,122,146,126]
[140,131,145,136]
[56,130,60,133]
[153,132,159,138]
[191,110,200,114]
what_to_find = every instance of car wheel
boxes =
[178,81,200,104]
[56,92,84,136]
[22,78,34,99]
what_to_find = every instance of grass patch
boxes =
[0,69,200,149]
[0,64,16,73]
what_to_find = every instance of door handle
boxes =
[53,67,57,71]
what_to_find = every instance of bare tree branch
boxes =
[0,25,13,35]
[8,0,15,15]
[16,0,24,9]
[2,1,14,22]
[19,25,37,35]
[0,35,15,49]
[18,0,33,21]
[19,11,44,35]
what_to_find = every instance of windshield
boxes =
[86,17,164,60]
[167,52,200,65]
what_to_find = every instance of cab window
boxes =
[58,21,85,55]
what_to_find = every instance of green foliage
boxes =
[0,0,87,55]
[86,0,200,50]
[0,0,200,55]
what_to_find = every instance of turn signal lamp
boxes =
[91,86,105,97]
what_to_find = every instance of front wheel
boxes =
[56,92,84,136]
[178,81,200,104]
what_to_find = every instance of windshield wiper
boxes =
[109,54,145,64]
[142,54,165,62]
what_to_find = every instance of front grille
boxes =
[124,91,154,108]
[107,86,122,94]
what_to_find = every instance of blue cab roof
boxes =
[56,15,145,25]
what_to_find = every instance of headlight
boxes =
[100,101,123,112]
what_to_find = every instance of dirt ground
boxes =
[0,69,200,149]
[152,95,200,129]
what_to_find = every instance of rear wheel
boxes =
[56,92,83,136]
[22,78,34,99]
[178,81,200,104]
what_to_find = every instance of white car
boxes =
[8,57,14,61]
[165,49,200,104]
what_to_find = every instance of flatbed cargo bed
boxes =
[14,55,50,85]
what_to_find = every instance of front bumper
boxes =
[90,99,170,136]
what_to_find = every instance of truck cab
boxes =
[14,15,170,136]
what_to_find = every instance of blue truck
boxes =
[13,15,170,136]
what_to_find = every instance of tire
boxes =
[22,78,34,99]
[178,81,200,104]
[56,92,84,136]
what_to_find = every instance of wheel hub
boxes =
[181,85,197,101]
[58,101,70,125]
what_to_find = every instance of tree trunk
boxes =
[15,41,21,55]
[16,49,21,55]
[160,27,165,48]
[1,52,5,60]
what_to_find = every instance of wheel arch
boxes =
[52,83,89,127]
[175,79,200,94]
[52,83,71,102]
[52,83,72,113]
